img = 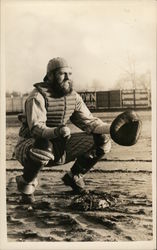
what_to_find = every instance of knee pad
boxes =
[29,138,54,165]
[71,147,102,175]
[93,134,111,156]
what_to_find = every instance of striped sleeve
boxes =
[70,93,109,134]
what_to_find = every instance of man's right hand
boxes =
[54,125,71,139]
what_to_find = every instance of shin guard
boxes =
[71,134,111,176]
[23,138,53,182]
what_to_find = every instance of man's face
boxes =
[49,67,73,96]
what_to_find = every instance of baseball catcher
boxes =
[14,57,141,203]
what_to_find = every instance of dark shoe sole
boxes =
[62,173,88,195]
[19,193,35,204]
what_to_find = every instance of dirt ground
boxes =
[6,110,153,242]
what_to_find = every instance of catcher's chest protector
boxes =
[34,82,76,127]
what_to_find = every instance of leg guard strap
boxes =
[23,138,53,182]
[71,148,103,175]
[71,134,111,176]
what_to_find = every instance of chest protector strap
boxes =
[34,82,76,127]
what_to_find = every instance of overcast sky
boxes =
[4,0,156,93]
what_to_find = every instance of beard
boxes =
[51,78,73,97]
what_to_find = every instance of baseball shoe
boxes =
[20,193,35,204]
[16,175,38,204]
[16,175,38,194]
[62,172,88,194]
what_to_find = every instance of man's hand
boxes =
[54,125,71,139]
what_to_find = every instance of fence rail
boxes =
[6,89,151,113]
[79,89,151,110]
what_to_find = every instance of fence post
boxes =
[120,89,122,108]
[11,95,13,112]
[133,89,136,109]
[95,91,97,110]
[108,91,110,109]
[147,88,150,108]
[21,94,23,112]
[122,89,124,108]
[96,92,98,111]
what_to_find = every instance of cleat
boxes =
[16,175,38,195]
[62,172,88,194]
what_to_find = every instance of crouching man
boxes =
[15,57,111,203]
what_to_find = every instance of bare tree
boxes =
[115,55,151,90]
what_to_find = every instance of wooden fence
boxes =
[121,89,151,108]
[79,89,151,110]
[6,96,28,113]
[6,89,151,113]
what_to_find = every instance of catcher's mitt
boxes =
[110,110,142,146]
